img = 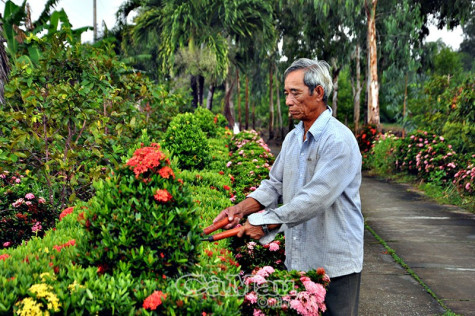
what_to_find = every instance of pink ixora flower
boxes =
[12,198,24,208]
[256,266,275,277]
[268,242,280,251]
[31,221,42,233]
[3,241,11,248]
[25,193,35,200]
[38,197,46,204]
[253,309,265,316]
[247,241,257,250]
[245,275,267,285]
[245,291,258,304]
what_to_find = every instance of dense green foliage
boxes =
[0,33,186,208]
[163,112,211,170]
[408,75,474,154]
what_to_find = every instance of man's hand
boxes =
[212,205,243,229]
[237,219,265,240]
[212,198,263,230]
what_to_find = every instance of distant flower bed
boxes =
[367,129,474,196]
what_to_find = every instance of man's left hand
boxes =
[237,219,265,240]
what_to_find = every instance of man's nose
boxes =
[285,95,294,106]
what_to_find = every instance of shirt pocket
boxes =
[306,153,319,175]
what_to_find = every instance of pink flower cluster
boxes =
[244,267,328,316]
[453,161,475,193]
[31,221,42,233]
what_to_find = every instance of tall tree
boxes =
[365,0,380,129]
[352,44,362,133]
[0,24,9,105]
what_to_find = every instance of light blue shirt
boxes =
[248,109,363,278]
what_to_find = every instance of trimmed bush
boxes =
[163,113,210,170]
[78,143,201,279]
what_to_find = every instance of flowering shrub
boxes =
[231,233,286,274]
[452,157,475,195]
[394,131,461,185]
[163,112,211,170]
[368,130,475,200]
[228,130,275,201]
[242,266,330,316]
[355,124,380,168]
[78,143,202,279]
[0,171,57,249]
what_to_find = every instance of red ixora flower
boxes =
[0,254,11,261]
[53,239,76,252]
[59,207,74,221]
[143,291,167,310]
[154,189,173,203]
[223,185,231,191]
[126,144,167,178]
[158,166,175,179]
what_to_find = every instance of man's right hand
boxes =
[213,205,243,229]
[212,197,263,230]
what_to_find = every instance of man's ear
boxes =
[314,85,325,101]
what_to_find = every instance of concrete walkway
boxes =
[360,175,475,316]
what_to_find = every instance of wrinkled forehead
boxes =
[284,69,305,90]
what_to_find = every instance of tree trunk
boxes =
[0,23,10,105]
[206,84,215,110]
[245,76,249,130]
[237,69,242,130]
[198,75,205,106]
[252,101,256,130]
[353,44,362,134]
[268,63,275,140]
[190,75,198,108]
[402,73,408,137]
[365,0,380,130]
[224,72,236,129]
[331,65,341,118]
[275,69,283,139]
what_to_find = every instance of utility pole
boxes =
[93,0,97,42]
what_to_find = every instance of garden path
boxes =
[267,141,475,315]
[360,175,475,316]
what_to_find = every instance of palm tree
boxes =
[129,0,275,125]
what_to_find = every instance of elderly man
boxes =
[214,58,363,315]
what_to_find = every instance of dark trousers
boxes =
[323,272,361,316]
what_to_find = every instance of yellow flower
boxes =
[28,283,61,312]
[68,280,85,293]
[43,247,49,253]
[40,272,55,282]
[15,297,45,316]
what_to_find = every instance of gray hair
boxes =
[284,58,333,102]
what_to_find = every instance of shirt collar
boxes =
[296,107,332,141]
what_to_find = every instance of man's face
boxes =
[284,69,324,124]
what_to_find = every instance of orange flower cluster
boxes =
[59,207,74,221]
[53,239,76,252]
[158,166,175,179]
[126,143,168,178]
[154,189,173,203]
[0,254,10,261]
[143,291,167,310]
